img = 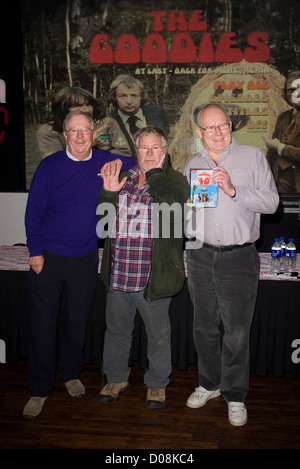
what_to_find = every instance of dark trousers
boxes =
[186,243,259,402]
[27,250,98,396]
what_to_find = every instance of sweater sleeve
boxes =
[25,161,51,257]
[119,155,137,171]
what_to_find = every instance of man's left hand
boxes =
[99,158,122,177]
[212,166,235,197]
[101,160,127,192]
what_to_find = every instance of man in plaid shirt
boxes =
[110,170,154,292]
[98,125,189,408]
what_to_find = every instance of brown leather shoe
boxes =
[99,382,128,403]
[65,379,85,398]
[146,388,165,409]
[23,396,48,419]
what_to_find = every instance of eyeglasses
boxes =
[137,145,166,154]
[65,128,95,135]
[199,123,230,134]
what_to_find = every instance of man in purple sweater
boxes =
[23,110,136,419]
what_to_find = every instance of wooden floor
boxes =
[0,359,300,451]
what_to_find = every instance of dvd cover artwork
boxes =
[190,169,218,207]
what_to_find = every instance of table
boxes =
[1,246,300,377]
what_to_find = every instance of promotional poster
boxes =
[1,0,300,195]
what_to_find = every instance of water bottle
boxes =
[286,238,297,272]
[279,236,287,272]
[270,238,281,274]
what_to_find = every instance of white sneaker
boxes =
[228,402,247,426]
[186,386,221,408]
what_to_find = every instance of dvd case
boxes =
[190,169,218,207]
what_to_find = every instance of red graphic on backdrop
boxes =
[0,106,8,145]
[89,10,270,65]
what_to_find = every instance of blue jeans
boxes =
[103,287,172,389]
[186,243,259,402]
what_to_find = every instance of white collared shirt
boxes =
[66,145,92,161]
[118,108,146,132]
[183,138,279,245]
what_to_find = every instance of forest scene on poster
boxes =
[22,0,300,193]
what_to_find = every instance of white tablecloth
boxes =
[0,245,30,271]
[0,245,299,280]
[0,245,104,272]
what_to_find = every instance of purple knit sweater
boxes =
[25,149,136,257]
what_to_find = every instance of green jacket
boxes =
[98,162,190,301]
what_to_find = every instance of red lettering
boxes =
[244,32,270,62]
[141,34,168,63]
[0,107,8,124]
[167,11,187,32]
[198,33,214,62]
[88,31,270,65]
[114,34,140,63]
[214,80,245,90]
[149,11,166,32]
[215,32,243,62]
[188,10,207,31]
[169,33,197,63]
[89,34,113,63]
[247,80,269,90]
[0,106,7,145]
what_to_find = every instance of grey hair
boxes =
[63,110,94,132]
[195,103,231,127]
[134,125,168,151]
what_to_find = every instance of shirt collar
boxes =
[128,164,140,179]
[202,137,235,165]
[118,108,144,124]
[66,145,92,161]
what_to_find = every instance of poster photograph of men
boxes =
[1,0,300,454]
[19,0,300,196]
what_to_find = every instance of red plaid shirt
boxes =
[110,165,153,292]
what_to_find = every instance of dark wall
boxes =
[256,210,300,252]
[0,1,25,191]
